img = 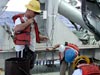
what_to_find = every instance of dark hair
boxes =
[34,12,40,15]
[78,59,87,64]
[64,42,68,46]
[75,59,87,69]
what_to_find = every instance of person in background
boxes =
[46,42,79,75]
[12,0,48,69]
[72,55,100,75]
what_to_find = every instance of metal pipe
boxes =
[58,0,89,30]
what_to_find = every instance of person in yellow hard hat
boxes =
[12,0,48,69]
[72,55,100,75]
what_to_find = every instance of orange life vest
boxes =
[12,13,40,45]
[67,43,79,51]
[79,64,100,75]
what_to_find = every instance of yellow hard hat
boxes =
[25,0,41,13]
[72,55,90,69]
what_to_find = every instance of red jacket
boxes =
[79,64,100,75]
[12,13,40,45]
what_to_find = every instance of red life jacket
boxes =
[12,13,40,45]
[79,64,100,75]
[67,43,79,51]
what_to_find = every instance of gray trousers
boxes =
[60,61,68,75]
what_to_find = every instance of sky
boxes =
[5,0,81,12]
[6,0,30,12]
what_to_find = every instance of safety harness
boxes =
[12,13,40,45]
